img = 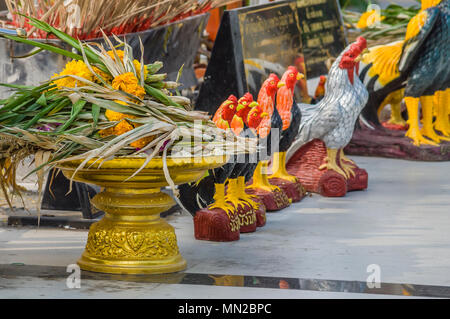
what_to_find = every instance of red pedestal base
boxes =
[287,139,368,197]
[194,208,240,242]
[346,126,450,161]
[381,121,408,131]
[269,177,305,203]
[250,196,267,227]
[234,203,257,233]
[245,187,290,211]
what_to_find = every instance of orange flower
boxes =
[130,136,155,149]
[113,119,134,136]
[98,126,115,138]
[107,50,148,79]
[357,10,385,29]
[51,60,93,89]
[112,72,146,99]
[92,66,112,82]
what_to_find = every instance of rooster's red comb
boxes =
[227,95,238,103]
[356,36,367,50]
[239,92,254,103]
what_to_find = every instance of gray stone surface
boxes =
[0,156,449,298]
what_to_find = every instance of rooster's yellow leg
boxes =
[208,183,235,217]
[434,90,450,137]
[247,161,281,193]
[388,101,407,126]
[225,178,247,209]
[237,176,260,210]
[380,90,406,126]
[404,97,438,146]
[269,152,298,183]
[420,95,450,142]
[319,148,347,178]
[339,149,356,178]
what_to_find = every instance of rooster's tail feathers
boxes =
[360,41,403,88]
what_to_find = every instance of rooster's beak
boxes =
[236,103,245,111]
[355,49,370,62]
[355,54,363,62]
[249,101,258,108]
[297,73,305,81]
[260,112,269,118]
[277,82,286,88]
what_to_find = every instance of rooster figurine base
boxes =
[268,152,305,203]
[246,161,291,211]
[268,177,305,203]
[193,183,241,242]
[287,139,368,197]
[194,207,241,242]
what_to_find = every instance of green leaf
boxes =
[22,99,70,129]
[91,104,100,127]
[1,34,83,61]
[36,94,47,107]
[56,100,87,132]
[144,84,182,109]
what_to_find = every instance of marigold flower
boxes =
[107,50,125,61]
[98,126,115,138]
[51,60,94,89]
[107,50,148,79]
[133,60,149,79]
[112,72,146,99]
[113,119,135,136]
[130,136,155,149]
[357,10,385,29]
[92,66,112,82]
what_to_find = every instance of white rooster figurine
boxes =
[286,37,369,179]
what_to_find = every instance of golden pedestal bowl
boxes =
[58,155,227,275]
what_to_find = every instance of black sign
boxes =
[297,0,347,78]
[195,0,346,114]
[195,1,307,113]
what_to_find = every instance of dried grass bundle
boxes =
[4,0,240,39]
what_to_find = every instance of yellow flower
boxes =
[112,72,146,99]
[92,66,112,83]
[51,60,94,89]
[98,126,115,138]
[133,60,149,80]
[357,10,385,29]
[130,136,155,149]
[107,50,147,79]
[107,50,125,61]
[113,119,134,136]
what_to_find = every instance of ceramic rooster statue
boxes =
[359,0,450,146]
[212,95,239,130]
[270,66,304,182]
[312,75,327,104]
[180,94,268,241]
[224,93,261,233]
[246,74,291,211]
[267,67,305,203]
[286,37,370,197]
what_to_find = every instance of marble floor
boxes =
[0,156,449,298]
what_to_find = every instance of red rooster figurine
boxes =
[212,95,238,130]
[246,74,291,211]
[313,76,327,103]
[230,93,256,135]
[268,66,306,203]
